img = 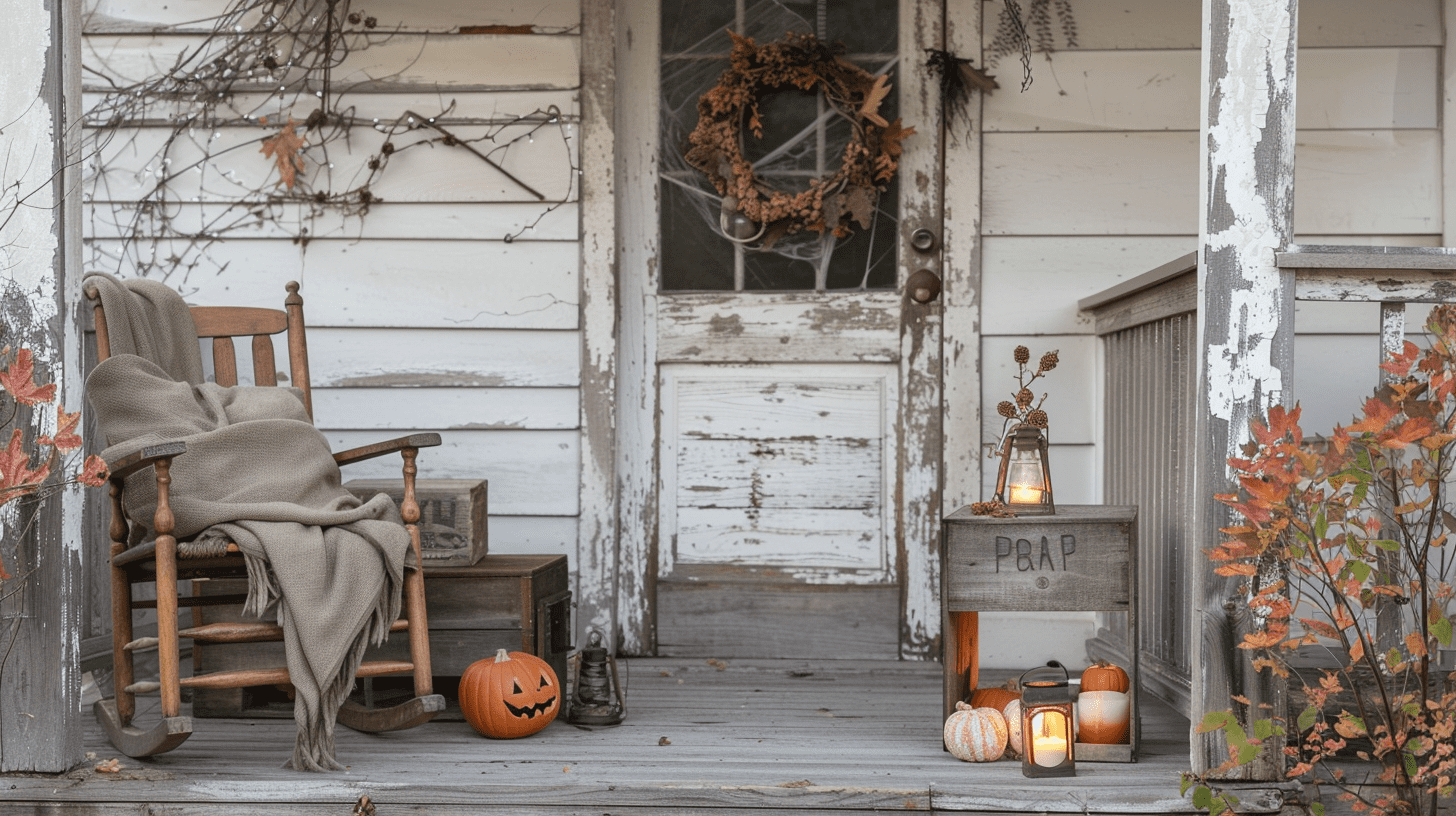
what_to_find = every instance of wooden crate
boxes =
[941,504,1139,762]
[343,478,487,567]
[191,554,571,719]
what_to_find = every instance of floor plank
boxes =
[0,659,1295,815]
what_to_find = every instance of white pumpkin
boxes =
[1003,698,1024,755]
[943,702,1008,762]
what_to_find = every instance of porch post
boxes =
[0,0,84,772]
[1191,0,1298,779]
[577,0,621,652]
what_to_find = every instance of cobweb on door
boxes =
[658,0,900,292]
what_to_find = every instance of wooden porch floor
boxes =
[2,659,1293,815]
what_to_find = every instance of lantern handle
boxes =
[1018,659,1069,689]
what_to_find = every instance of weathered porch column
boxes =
[1191,0,1298,779]
[0,0,84,773]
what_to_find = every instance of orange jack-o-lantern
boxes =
[459,649,560,738]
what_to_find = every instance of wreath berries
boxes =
[685,31,916,245]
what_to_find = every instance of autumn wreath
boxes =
[685,31,915,245]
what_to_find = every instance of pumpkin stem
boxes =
[494,648,511,663]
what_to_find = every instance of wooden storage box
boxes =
[191,554,571,719]
[343,478,487,567]
[941,504,1139,762]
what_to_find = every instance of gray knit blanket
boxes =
[85,273,407,771]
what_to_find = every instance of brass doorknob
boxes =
[906,269,942,304]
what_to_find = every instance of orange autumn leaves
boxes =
[1,347,109,580]
[1203,305,1456,811]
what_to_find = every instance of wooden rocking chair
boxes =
[86,280,445,758]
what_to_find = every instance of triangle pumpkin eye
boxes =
[539,673,552,690]
[512,680,523,694]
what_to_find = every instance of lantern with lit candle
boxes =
[993,423,1054,515]
[1019,661,1075,778]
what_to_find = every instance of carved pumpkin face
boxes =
[460,649,560,739]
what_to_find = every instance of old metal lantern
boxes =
[566,629,625,726]
[1019,660,1075,778]
[994,423,1054,515]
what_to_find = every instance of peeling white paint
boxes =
[1200,0,1297,455]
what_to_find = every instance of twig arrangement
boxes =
[83,0,579,287]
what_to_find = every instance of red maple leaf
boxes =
[37,404,83,452]
[0,349,57,406]
[77,455,109,488]
[0,428,52,503]
[1344,396,1398,435]
[1378,340,1420,378]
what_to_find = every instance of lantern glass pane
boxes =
[1028,710,1070,768]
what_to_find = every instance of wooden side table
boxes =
[941,504,1139,762]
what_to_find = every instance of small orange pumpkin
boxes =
[968,686,1019,714]
[1080,661,1130,694]
[459,649,560,739]
[943,702,1008,762]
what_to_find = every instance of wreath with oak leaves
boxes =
[685,31,916,247]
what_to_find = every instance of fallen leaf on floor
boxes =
[94,759,122,773]
[563,765,571,773]
[660,670,672,677]
[706,658,728,671]
[658,736,672,745]
[352,794,375,816]
[779,780,813,788]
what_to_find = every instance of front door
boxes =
[618,0,949,659]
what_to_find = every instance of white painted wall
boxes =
[78,0,1450,668]
[80,0,586,575]
[974,0,1444,667]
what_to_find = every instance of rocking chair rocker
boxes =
[86,279,445,759]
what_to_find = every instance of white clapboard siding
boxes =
[83,33,580,91]
[325,429,578,516]
[84,0,580,33]
[310,386,578,431]
[983,130,1440,236]
[674,507,885,570]
[86,239,579,328]
[980,335,1097,445]
[81,91,579,127]
[676,438,880,509]
[985,48,1436,133]
[87,122,578,204]
[306,328,579,388]
[489,515,578,557]
[997,0,1440,51]
[658,292,902,363]
[982,236,1195,335]
[85,201,580,241]
[670,376,886,439]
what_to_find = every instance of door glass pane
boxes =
[659,0,900,292]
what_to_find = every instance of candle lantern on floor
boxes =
[1019,661,1075,778]
[994,423,1054,515]
[566,629,625,726]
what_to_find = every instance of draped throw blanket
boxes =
[84,273,408,771]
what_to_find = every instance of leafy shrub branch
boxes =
[1183,307,1456,816]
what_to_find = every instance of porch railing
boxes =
[1079,246,1456,718]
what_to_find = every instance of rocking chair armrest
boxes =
[105,441,188,482]
[333,433,442,467]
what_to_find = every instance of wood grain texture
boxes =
[312,387,579,432]
[307,329,580,389]
[84,0,580,33]
[657,292,902,364]
[1192,0,1297,780]
[32,658,1302,815]
[84,33,580,91]
[985,47,1437,133]
[991,0,1440,50]
[327,429,578,516]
